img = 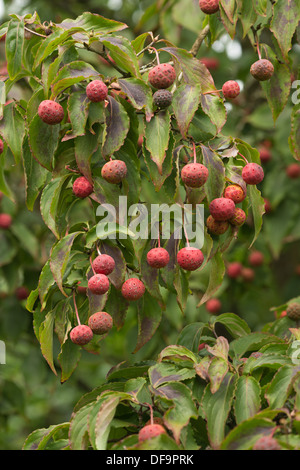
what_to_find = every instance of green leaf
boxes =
[142,130,174,190]
[234,376,261,424]
[265,365,300,409]
[101,35,141,78]
[50,61,99,99]
[69,403,93,450]
[58,12,127,35]
[220,410,279,450]
[38,260,56,310]
[50,232,82,296]
[289,104,300,161]
[252,0,268,16]
[270,0,300,57]
[28,114,60,171]
[176,322,207,353]
[172,84,201,137]
[201,373,236,449]
[197,251,225,306]
[5,18,24,79]
[158,344,198,366]
[208,358,229,394]
[39,309,57,375]
[118,78,153,116]
[214,313,251,339]
[102,96,130,159]
[200,93,227,135]
[75,130,99,182]
[134,291,162,353]
[260,44,291,122]
[201,145,225,203]
[248,185,265,248]
[22,137,49,210]
[0,103,26,164]
[144,110,170,174]
[230,332,284,358]
[149,363,196,388]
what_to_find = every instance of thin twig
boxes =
[190,25,210,57]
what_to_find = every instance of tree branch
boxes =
[190,25,210,58]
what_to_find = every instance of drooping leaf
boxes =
[5,18,24,79]
[270,0,300,58]
[102,96,130,159]
[234,376,261,424]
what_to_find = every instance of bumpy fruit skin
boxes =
[227,262,242,279]
[206,215,229,235]
[250,59,274,81]
[153,90,173,109]
[199,0,219,14]
[286,163,300,179]
[138,424,166,442]
[259,147,272,163]
[148,64,176,89]
[206,298,221,314]
[88,274,110,295]
[229,207,246,227]
[101,160,127,184]
[121,278,145,301]
[38,100,64,125]
[70,325,93,345]
[224,184,246,204]
[252,436,281,451]
[92,254,115,275]
[0,139,3,154]
[242,163,264,185]
[222,80,240,99]
[249,250,264,267]
[181,163,209,188]
[209,197,236,221]
[72,176,93,198]
[177,247,204,271]
[147,247,170,268]
[88,311,113,335]
[286,303,300,321]
[0,213,12,229]
[86,80,108,102]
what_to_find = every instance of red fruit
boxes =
[229,207,246,227]
[206,215,229,235]
[181,163,209,188]
[248,250,264,267]
[209,197,236,221]
[241,267,255,282]
[138,424,166,442]
[147,247,170,268]
[0,213,12,229]
[88,311,113,335]
[280,310,287,318]
[253,436,281,450]
[86,79,108,102]
[92,254,115,276]
[15,286,29,301]
[250,59,274,81]
[72,176,93,198]
[206,298,221,314]
[259,147,272,163]
[224,184,246,204]
[0,139,3,154]
[88,274,110,295]
[121,278,145,301]
[200,57,219,71]
[242,163,264,185]
[177,247,204,271]
[199,0,219,14]
[148,63,176,89]
[38,100,64,125]
[227,262,242,279]
[198,343,206,351]
[264,198,272,213]
[286,163,300,179]
[70,325,93,345]
[101,160,127,184]
[222,80,240,100]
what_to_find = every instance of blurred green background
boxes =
[0,0,300,449]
